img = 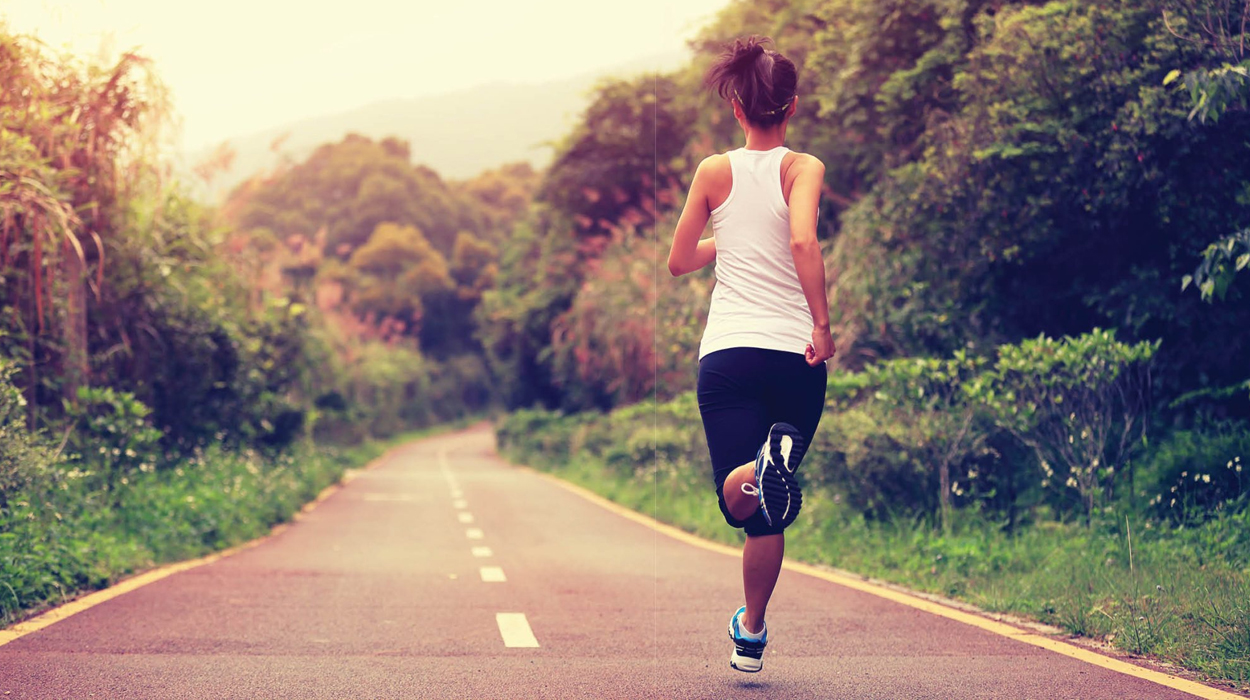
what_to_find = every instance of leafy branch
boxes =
[1182,227,1250,302]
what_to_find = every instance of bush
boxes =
[495,407,586,467]
[805,330,1160,525]
[812,405,935,520]
[971,329,1158,522]
[1138,421,1250,524]
[62,386,162,500]
[0,360,49,508]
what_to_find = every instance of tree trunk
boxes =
[61,246,89,405]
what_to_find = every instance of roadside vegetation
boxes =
[0,25,506,623]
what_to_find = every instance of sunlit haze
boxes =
[6,0,729,151]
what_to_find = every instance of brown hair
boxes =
[704,36,798,128]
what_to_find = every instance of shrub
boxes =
[62,386,162,500]
[864,352,992,529]
[812,405,935,520]
[0,359,49,508]
[970,329,1158,523]
[1139,421,1250,524]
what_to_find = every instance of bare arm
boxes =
[787,156,835,365]
[668,157,719,277]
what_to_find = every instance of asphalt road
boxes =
[0,424,1214,699]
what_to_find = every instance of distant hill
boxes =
[186,50,689,201]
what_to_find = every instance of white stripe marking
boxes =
[437,448,461,495]
[466,528,484,540]
[496,613,539,648]
[480,566,506,582]
[471,546,493,558]
[458,512,474,524]
[453,499,468,509]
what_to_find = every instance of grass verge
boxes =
[0,419,475,628]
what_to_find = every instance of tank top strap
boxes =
[766,146,791,211]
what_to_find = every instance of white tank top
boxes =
[698,146,813,360]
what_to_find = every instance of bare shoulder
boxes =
[784,151,825,177]
[696,153,732,185]
[695,153,733,209]
[781,151,825,203]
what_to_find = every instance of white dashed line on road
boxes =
[466,528,484,540]
[480,566,507,582]
[496,613,539,648]
[458,512,474,524]
[437,448,461,495]
[471,546,493,558]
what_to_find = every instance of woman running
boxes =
[667,36,835,673]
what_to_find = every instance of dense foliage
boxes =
[0,25,497,622]
[828,2,1250,404]
[230,135,476,257]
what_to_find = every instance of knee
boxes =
[722,484,759,523]
[719,490,787,535]
[717,486,751,529]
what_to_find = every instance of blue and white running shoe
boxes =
[745,422,807,529]
[728,605,768,672]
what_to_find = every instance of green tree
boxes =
[804,0,985,206]
[459,162,541,242]
[0,27,167,416]
[865,352,990,530]
[344,223,453,332]
[449,231,499,304]
[475,212,581,409]
[416,231,499,358]
[827,0,1250,399]
[537,75,694,238]
[1166,1,1250,304]
[231,134,478,258]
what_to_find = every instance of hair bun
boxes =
[732,37,767,68]
[739,39,765,60]
[705,35,797,127]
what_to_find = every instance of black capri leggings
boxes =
[696,347,827,537]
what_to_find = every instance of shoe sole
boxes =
[730,652,763,673]
[757,423,807,528]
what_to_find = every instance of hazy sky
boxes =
[7,0,729,151]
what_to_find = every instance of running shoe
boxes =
[753,422,807,529]
[728,605,768,673]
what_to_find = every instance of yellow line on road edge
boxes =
[0,522,286,647]
[527,468,1243,700]
[0,439,410,648]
